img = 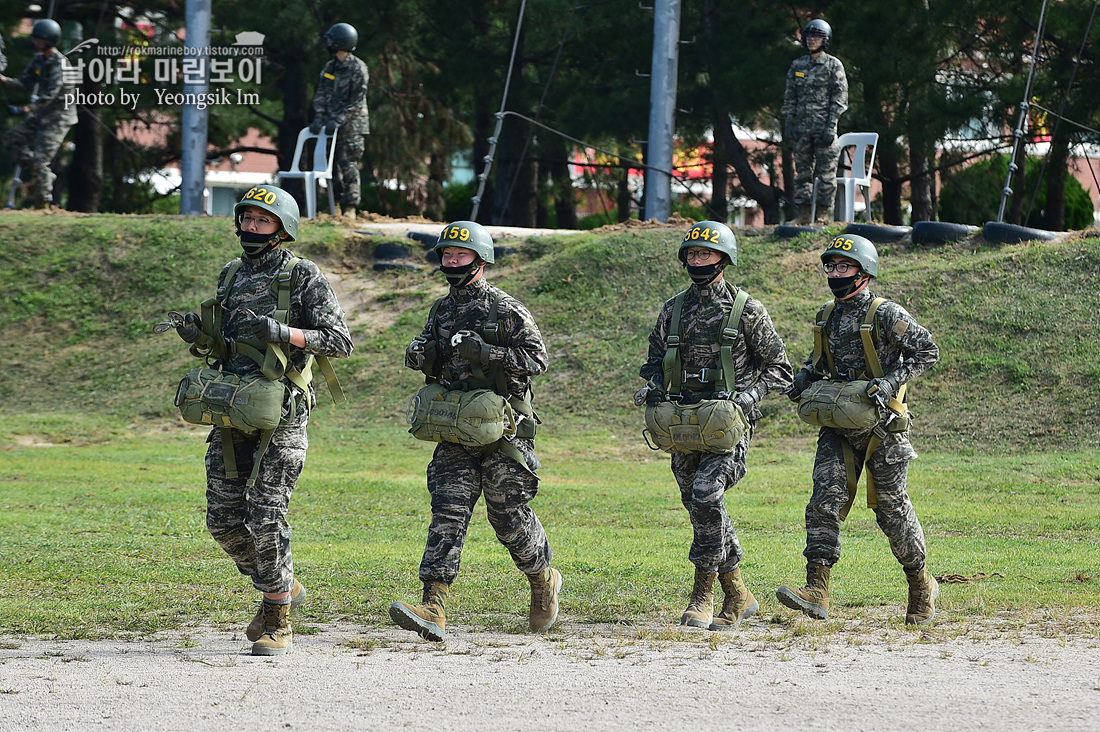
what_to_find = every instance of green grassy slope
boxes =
[1,212,1097,451]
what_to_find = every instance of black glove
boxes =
[7,103,25,117]
[456,331,489,367]
[734,387,759,413]
[239,314,292,343]
[784,118,794,141]
[634,380,664,407]
[408,336,437,373]
[866,375,899,404]
[176,312,203,344]
[783,370,815,402]
[309,118,323,135]
[324,119,339,135]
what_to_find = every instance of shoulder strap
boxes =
[718,287,750,394]
[811,299,837,377]
[661,290,688,394]
[472,292,508,395]
[859,297,887,378]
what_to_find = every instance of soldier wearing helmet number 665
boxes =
[638,222,792,632]
[776,233,940,626]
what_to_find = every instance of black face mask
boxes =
[686,263,723,286]
[238,229,280,257]
[828,274,863,299]
[440,262,479,288]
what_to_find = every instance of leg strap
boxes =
[221,427,238,480]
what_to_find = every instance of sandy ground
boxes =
[2,617,1097,731]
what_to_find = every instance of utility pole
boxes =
[643,0,681,222]
[179,0,211,215]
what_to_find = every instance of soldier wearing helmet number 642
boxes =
[638,222,792,632]
[776,233,940,626]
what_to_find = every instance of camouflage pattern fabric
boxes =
[333,130,365,208]
[204,246,352,594]
[405,277,551,584]
[313,53,369,135]
[781,52,848,207]
[2,50,78,205]
[794,288,939,570]
[640,278,793,572]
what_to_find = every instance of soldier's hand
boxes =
[309,118,323,135]
[455,331,488,366]
[633,381,664,407]
[733,390,758,413]
[6,103,25,116]
[239,314,292,343]
[176,312,203,344]
[324,119,339,135]
[866,375,898,404]
[408,336,437,372]
[784,370,814,402]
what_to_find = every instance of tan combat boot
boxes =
[814,205,833,225]
[680,567,717,628]
[709,567,759,631]
[343,206,357,221]
[904,566,939,625]
[527,567,563,632]
[250,601,292,656]
[389,581,449,642]
[793,204,813,225]
[775,562,831,620]
[246,579,307,642]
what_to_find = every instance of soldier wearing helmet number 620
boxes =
[776,233,940,626]
[638,222,792,632]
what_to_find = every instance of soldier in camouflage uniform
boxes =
[390,221,561,642]
[1,19,78,208]
[637,222,792,631]
[175,186,353,655]
[310,22,369,220]
[781,19,848,225]
[777,233,939,625]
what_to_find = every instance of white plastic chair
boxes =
[835,132,878,223]
[276,127,338,218]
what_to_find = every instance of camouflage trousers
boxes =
[804,427,927,570]
[419,439,551,585]
[334,133,366,207]
[670,437,749,573]
[2,115,73,205]
[204,409,308,594]
[792,133,840,207]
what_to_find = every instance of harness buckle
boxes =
[872,424,888,440]
[277,269,294,284]
[666,335,680,347]
[721,327,739,341]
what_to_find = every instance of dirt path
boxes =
[3,619,1096,731]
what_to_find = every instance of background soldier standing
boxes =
[310,22,369,221]
[175,186,353,655]
[391,221,561,642]
[1,19,78,209]
[781,19,848,225]
[777,233,939,625]
[638,222,792,631]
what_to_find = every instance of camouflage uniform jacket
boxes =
[217,248,353,400]
[640,279,793,426]
[313,54,370,136]
[797,288,939,437]
[781,52,847,137]
[406,278,548,402]
[8,51,78,126]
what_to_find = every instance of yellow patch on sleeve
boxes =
[323,72,336,80]
[893,321,910,336]
[795,71,805,78]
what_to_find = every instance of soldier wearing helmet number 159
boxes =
[311,22,370,220]
[776,233,940,626]
[173,185,353,657]
[638,222,793,632]
[390,221,562,643]
[781,19,848,225]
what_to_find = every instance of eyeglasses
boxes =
[684,248,719,263]
[240,214,276,227]
[822,261,857,275]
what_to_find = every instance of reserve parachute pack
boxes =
[406,292,538,472]
[175,254,345,486]
[643,284,751,454]
[797,296,910,519]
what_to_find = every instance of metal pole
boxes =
[643,0,681,222]
[179,0,211,215]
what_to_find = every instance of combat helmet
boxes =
[801,19,832,51]
[234,185,300,242]
[678,221,737,266]
[434,221,495,264]
[324,23,358,53]
[822,233,878,277]
[32,19,62,48]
